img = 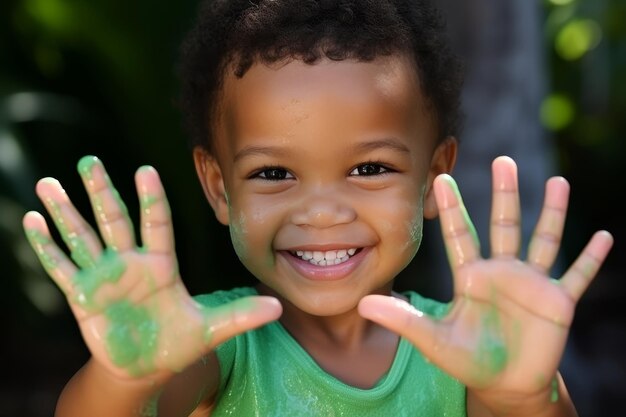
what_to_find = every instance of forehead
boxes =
[214,55,435,157]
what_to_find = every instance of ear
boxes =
[423,137,458,219]
[193,147,230,225]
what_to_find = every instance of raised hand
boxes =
[23,156,281,380]
[359,156,613,409]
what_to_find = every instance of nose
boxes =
[291,195,356,228]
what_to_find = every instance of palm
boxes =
[23,156,280,380]
[360,156,613,399]
[438,258,574,393]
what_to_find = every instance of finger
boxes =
[434,174,481,270]
[527,177,569,273]
[35,177,103,268]
[490,156,521,258]
[23,211,78,295]
[201,296,282,349]
[560,230,613,301]
[77,156,137,251]
[358,295,444,362]
[135,166,175,254]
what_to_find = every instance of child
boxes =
[23,0,613,416]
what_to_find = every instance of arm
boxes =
[24,156,281,417]
[359,156,613,417]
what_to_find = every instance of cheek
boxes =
[404,204,425,251]
[228,209,250,261]
[376,186,426,253]
[228,201,279,267]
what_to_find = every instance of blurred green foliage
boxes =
[542,0,625,268]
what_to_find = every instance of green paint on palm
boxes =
[474,308,508,376]
[73,249,126,308]
[105,300,160,374]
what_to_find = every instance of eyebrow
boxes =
[233,137,410,163]
[233,145,290,163]
[352,138,410,155]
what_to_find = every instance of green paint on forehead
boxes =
[72,249,126,309]
[105,300,159,376]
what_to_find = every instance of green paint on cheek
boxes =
[105,300,159,375]
[73,249,126,309]
[474,308,508,376]
[229,211,249,260]
[405,213,424,251]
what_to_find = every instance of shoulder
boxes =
[193,286,258,308]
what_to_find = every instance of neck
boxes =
[256,283,406,388]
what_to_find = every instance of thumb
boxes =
[358,295,440,359]
[202,296,282,349]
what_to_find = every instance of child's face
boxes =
[195,56,456,316]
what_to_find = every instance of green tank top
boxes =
[195,287,466,416]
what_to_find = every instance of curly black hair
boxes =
[177,0,464,153]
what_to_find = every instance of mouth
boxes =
[288,248,363,267]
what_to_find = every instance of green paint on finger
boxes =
[78,155,135,251]
[551,376,559,402]
[25,229,58,271]
[141,194,159,210]
[77,155,99,179]
[105,300,159,375]
[47,199,96,268]
[445,176,480,246]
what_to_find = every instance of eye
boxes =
[349,163,391,176]
[252,167,294,181]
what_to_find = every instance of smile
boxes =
[289,248,361,266]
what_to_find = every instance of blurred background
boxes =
[0,0,623,416]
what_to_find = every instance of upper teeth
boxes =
[292,248,358,266]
